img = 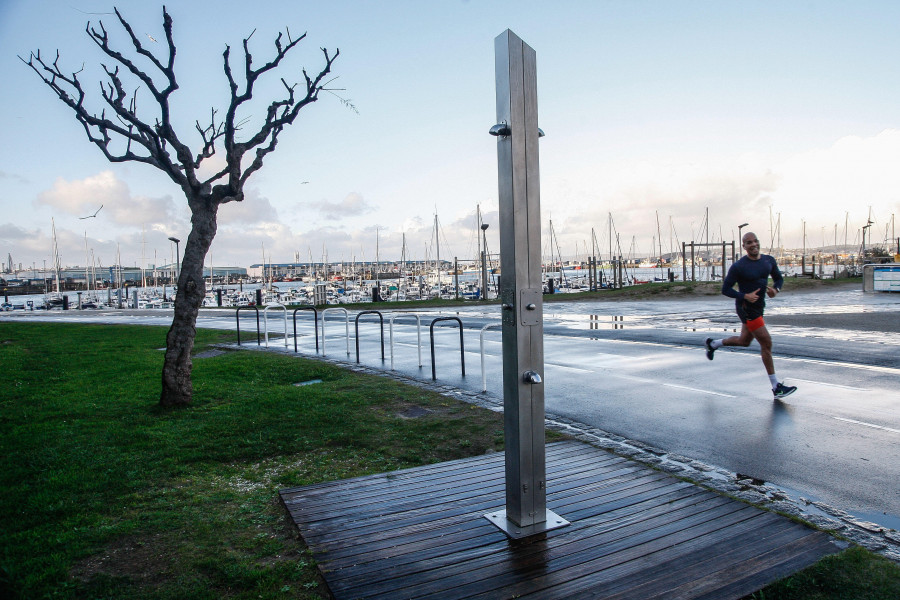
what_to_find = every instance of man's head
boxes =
[742,232,761,260]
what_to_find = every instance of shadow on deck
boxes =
[280,441,845,599]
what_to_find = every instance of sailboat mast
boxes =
[476,204,482,269]
[656,211,663,262]
[669,216,674,258]
[434,214,440,289]
[549,218,555,274]
[141,225,147,288]
[608,213,613,265]
[777,213,782,259]
[401,232,407,293]
[51,218,61,294]
[84,231,91,294]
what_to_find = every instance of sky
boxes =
[2,0,899,273]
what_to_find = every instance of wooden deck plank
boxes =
[288,449,621,519]
[279,441,845,600]
[370,503,759,600]
[596,518,812,599]
[285,449,618,521]
[319,476,697,569]
[352,498,743,600]
[686,536,846,600]
[292,462,650,548]
[326,486,714,593]
[540,513,806,599]
[317,476,700,573]
[291,453,622,526]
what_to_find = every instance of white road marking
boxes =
[662,383,736,398]
[779,356,900,376]
[545,363,738,398]
[831,417,900,434]
[788,378,869,392]
[545,363,595,373]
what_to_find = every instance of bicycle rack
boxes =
[354,310,385,363]
[389,313,423,370]
[235,306,261,346]
[320,307,351,356]
[263,303,288,348]
[292,307,319,353]
[479,323,502,392]
[429,316,465,381]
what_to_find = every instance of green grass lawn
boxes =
[1,320,897,599]
[0,322,508,598]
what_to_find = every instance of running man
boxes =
[705,231,797,400]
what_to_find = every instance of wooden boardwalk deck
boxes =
[280,441,844,599]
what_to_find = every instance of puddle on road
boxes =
[588,314,630,330]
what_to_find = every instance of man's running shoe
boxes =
[773,382,797,400]
[705,338,716,361]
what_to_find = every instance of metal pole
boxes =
[481,223,490,300]
[691,242,696,282]
[736,223,748,262]
[481,251,488,299]
[485,29,567,539]
[454,257,459,299]
[721,241,726,275]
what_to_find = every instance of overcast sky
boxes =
[2,0,899,271]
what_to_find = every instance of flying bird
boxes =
[79,205,103,219]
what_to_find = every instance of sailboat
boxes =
[45,219,65,308]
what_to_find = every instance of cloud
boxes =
[0,224,46,268]
[35,171,181,227]
[539,130,900,258]
[218,188,280,225]
[310,192,375,220]
[546,154,781,256]
[10,130,900,270]
[771,129,900,234]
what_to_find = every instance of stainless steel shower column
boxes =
[484,29,568,539]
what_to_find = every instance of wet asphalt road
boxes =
[4,286,899,532]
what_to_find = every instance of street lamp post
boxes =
[735,223,749,262]
[861,220,872,267]
[168,237,181,284]
[481,223,490,300]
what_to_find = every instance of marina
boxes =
[0,260,872,312]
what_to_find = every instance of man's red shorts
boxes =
[746,316,766,332]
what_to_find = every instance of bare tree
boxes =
[22,7,339,407]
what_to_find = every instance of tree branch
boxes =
[24,7,341,206]
[213,42,338,201]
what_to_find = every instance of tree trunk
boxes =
[159,200,218,407]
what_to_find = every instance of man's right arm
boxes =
[721,263,742,300]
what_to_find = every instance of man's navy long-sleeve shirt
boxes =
[721,254,783,310]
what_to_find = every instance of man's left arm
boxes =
[767,256,784,298]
